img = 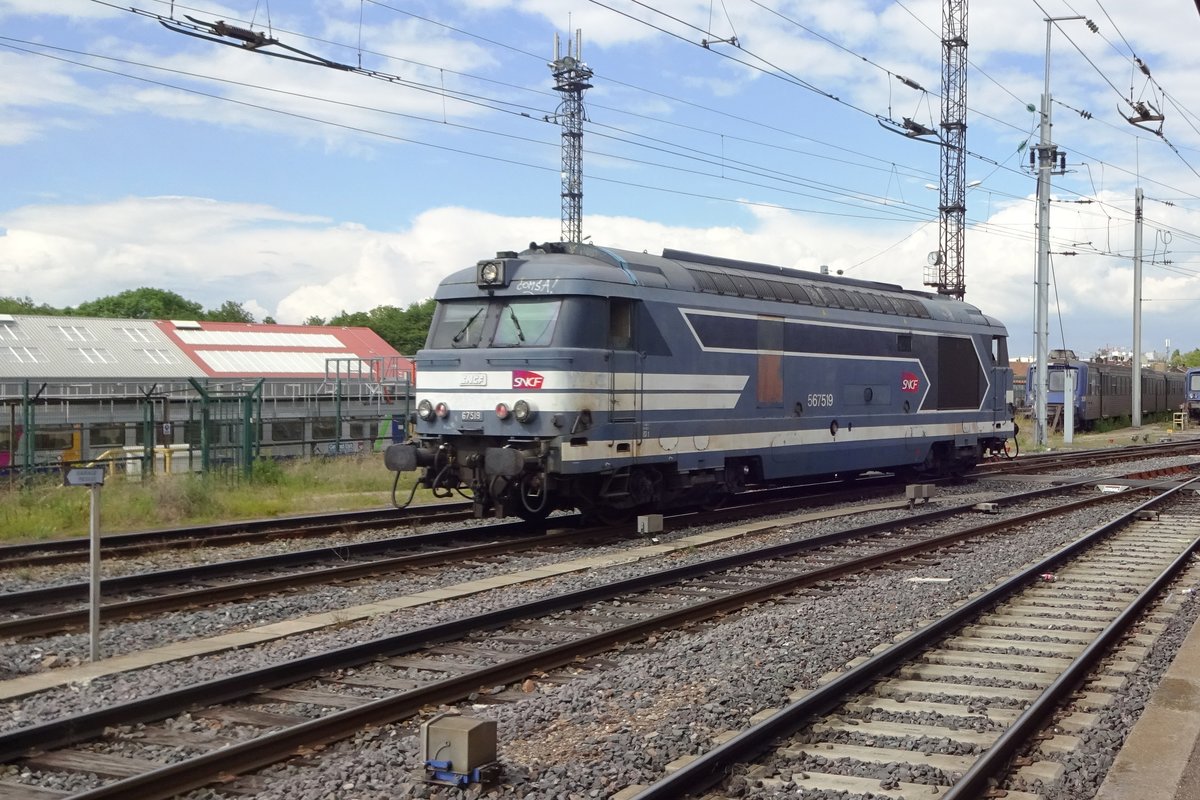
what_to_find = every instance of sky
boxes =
[4,1,1200,358]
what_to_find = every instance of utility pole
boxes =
[1033,16,1086,448]
[1133,187,1144,427]
[927,0,968,300]
[549,30,592,244]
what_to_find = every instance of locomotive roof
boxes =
[437,241,1005,330]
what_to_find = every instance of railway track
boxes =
[970,436,1200,476]
[0,502,475,568]
[2,458,1182,642]
[0,478,930,641]
[626,478,1200,798]
[5,435,1196,571]
[0,469,1186,798]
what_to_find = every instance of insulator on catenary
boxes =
[213,21,270,46]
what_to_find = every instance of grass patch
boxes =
[0,455,440,543]
[1013,413,1178,453]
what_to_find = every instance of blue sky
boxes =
[3,1,1200,358]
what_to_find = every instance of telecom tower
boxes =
[926,0,968,299]
[549,30,592,244]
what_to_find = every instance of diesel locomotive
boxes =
[385,242,1017,520]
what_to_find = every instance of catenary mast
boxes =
[549,31,593,244]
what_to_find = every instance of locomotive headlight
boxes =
[435,401,451,419]
[513,399,536,423]
[417,399,434,421]
[495,402,511,420]
[476,259,507,287]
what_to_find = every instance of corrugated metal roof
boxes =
[175,330,345,348]
[195,350,363,374]
[0,315,412,384]
[0,315,197,380]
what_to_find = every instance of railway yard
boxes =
[0,441,1199,799]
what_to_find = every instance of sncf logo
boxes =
[901,371,921,393]
[512,370,545,390]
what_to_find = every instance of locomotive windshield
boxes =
[494,299,560,347]
[428,298,565,349]
[427,301,488,348]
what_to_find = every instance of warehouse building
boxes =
[0,314,413,477]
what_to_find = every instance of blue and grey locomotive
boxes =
[385,242,1016,520]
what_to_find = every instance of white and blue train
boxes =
[386,242,1017,520]
[1185,367,1200,422]
[1026,350,1185,430]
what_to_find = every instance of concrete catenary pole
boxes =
[1133,187,1144,427]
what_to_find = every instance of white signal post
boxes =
[65,467,106,661]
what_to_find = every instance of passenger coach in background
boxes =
[1026,350,1185,431]
[386,241,1016,522]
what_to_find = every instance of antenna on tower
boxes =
[548,28,593,244]
[925,0,968,300]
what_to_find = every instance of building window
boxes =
[89,424,126,447]
[118,327,153,343]
[312,418,337,441]
[56,325,96,342]
[0,322,25,341]
[1,346,41,364]
[270,419,304,442]
[73,347,116,364]
[138,349,178,365]
[34,429,75,450]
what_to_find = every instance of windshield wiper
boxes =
[451,308,484,344]
[506,306,526,342]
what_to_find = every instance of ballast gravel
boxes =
[0,454,1197,799]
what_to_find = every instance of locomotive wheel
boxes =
[698,491,729,512]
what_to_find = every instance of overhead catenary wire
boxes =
[63,0,1200,272]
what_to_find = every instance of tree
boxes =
[390,298,435,355]
[73,288,203,320]
[206,300,255,323]
[0,296,61,315]
[303,315,327,326]
[328,310,370,327]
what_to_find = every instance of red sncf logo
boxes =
[900,372,921,393]
[512,370,545,390]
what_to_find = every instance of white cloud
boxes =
[3,192,1200,356]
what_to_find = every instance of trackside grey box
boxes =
[637,514,664,534]
[421,715,497,773]
[905,484,935,501]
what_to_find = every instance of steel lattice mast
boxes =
[549,30,593,244]
[928,0,968,299]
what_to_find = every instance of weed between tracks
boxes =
[0,455,436,542]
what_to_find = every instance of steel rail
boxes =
[0,501,474,567]
[0,525,614,638]
[628,474,1200,798]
